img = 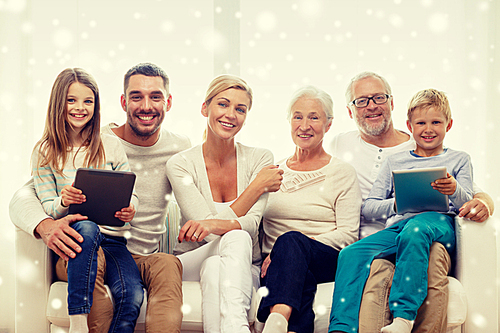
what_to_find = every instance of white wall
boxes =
[1,0,499,331]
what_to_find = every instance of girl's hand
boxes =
[61,185,86,207]
[261,254,271,278]
[115,204,135,223]
[254,165,284,194]
[431,173,457,195]
[178,219,214,243]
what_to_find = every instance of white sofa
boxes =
[14,201,498,332]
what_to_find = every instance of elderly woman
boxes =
[257,86,362,333]
[166,74,283,333]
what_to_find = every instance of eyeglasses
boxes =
[350,94,391,108]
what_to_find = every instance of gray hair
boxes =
[286,85,334,122]
[345,71,392,105]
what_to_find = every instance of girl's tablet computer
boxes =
[68,168,136,226]
[392,167,449,215]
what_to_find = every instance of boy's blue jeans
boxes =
[329,212,455,333]
[67,220,144,333]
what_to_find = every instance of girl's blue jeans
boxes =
[67,220,144,333]
[329,212,455,333]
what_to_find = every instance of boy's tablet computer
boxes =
[68,168,136,227]
[392,167,449,215]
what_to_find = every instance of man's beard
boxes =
[127,113,163,138]
[356,115,390,137]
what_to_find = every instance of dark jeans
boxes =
[67,220,144,333]
[258,231,340,333]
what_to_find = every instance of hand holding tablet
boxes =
[68,168,136,226]
[392,167,449,215]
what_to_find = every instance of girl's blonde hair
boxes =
[34,68,104,176]
[202,74,253,141]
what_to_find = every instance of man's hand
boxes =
[459,198,491,222]
[35,214,88,261]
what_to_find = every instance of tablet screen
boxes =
[68,168,136,226]
[392,167,449,215]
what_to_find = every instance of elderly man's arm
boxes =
[459,192,494,222]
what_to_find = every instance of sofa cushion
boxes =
[46,276,466,331]
[253,279,466,332]
[446,276,467,326]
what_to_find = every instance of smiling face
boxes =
[121,74,171,138]
[66,82,95,134]
[202,88,250,141]
[290,97,332,152]
[407,106,453,157]
[349,76,393,137]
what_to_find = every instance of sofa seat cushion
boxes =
[253,278,466,332]
[446,276,467,326]
[46,276,466,332]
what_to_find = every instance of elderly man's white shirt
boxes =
[328,130,415,237]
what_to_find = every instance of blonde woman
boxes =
[167,75,283,333]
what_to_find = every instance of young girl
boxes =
[31,68,143,333]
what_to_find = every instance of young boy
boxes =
[328,88,473,333]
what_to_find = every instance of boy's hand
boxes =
[431,173,456,195]
[115,204,135,223]
[61,185,86,207]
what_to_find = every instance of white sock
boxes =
[262,312,288,333]
[381,317,414,333]
[69,313,89,333]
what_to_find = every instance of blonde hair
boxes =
[204,74,253,109]
[286,85,334,122]
[407,88,451,122]
[202,75,253,141]
[34,68,105,176]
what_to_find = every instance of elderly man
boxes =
[328,71,493,333]
[10,63,191,333]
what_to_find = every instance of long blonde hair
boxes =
[202,74,253,141]
[34,68,105,176]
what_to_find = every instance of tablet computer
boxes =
[392,167,449,215]
[68,168,136,226]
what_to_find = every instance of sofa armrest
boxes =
[15,227,53,333]
[454,216,498,333]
